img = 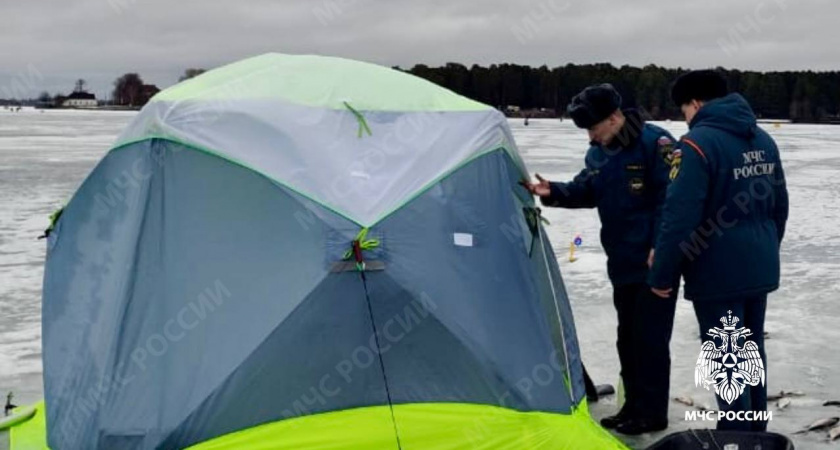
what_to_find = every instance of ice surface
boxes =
[0,110,837,448]
[0,108,134,449]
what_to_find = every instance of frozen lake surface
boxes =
[1,108,838,448]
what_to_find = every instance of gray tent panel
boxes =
[364,274,534,408]
[159,272,392,449]
[366,150,578,413]
[43,140,375,448]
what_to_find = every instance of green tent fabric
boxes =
[8,401,48,450]
[33,53,628,449]
[187,403,620,450]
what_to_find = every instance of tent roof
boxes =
[154,53,490,112]
[110,53,526,226]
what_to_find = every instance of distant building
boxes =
[62,91,97,108]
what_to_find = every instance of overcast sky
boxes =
[1,0,835,98]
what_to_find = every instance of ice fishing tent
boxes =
[40,54,625,449]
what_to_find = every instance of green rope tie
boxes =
[535,207,550,225]
[343,101,372,138]
[39,206,64,239]
[48,207,63,229]
[342,228,380,271]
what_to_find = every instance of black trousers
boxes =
[693,296,768,431]
[614,283,677,422]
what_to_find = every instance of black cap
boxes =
[671,70,729,106]
[567,84,622,129]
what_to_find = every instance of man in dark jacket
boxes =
[524,84,678,434]
[649,70,789,431]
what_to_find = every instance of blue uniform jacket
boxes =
[541,110,676,286]
[649,94,789,302]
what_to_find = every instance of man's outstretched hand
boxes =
[521,174,552,197]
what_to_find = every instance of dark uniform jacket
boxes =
[541,110,676,286]
[649,94,789,301]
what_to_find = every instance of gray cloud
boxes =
[1,0,837,98]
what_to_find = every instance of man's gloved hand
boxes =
[520,173,551,197]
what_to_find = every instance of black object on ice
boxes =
[824,400,840,407]
[4,392,16,417]
[596,384,616,397]
[578,364,614,402]
[582,365,598,402]
[646,430,794,450]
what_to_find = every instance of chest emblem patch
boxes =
[658,136,675,164]
[629,177,645,194]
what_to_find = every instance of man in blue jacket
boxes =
[524,84,678,434]
[649,70,789,431]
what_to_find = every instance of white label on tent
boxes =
[453,233,473,247]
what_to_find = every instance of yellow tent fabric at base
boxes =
[188,402,628,450]
[7,400,629,449]
[188,403,399,450]
[394,402,626,449]
[9,401,48,450]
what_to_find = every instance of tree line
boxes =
[110,69,204,107]
[400,63,840,123]
[18,69,206,108]
[11,64,839,122]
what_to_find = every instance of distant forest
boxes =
[4,63,838,123]
[399,63,840,123]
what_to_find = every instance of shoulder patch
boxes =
[658,136,675,165]
[669,149,682,180]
